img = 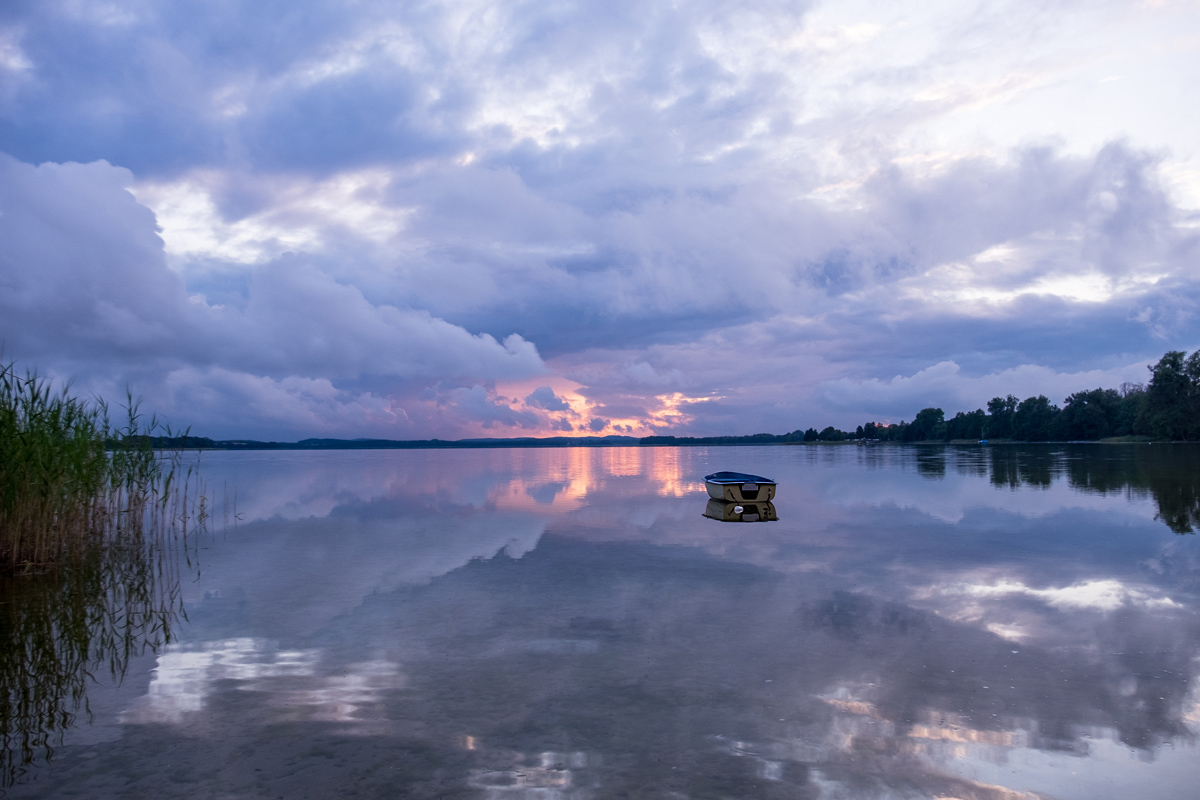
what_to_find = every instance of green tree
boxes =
[1141,351,1200,440]
[1061,388,1121,440]
[906,407,946,441]
[1013,395,1061,441]
[986,395,1018,439]
[945,409,985,441]
[1116,382,1147,436]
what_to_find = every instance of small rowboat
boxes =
[704,471,776,503]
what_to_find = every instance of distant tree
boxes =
[905,408,946,441]
[986,395,1018,439]
[1013,395,1061,441]
[945,409,985,441]
[1141,351,1200,440]
[1117,382,1147,436]
[817,426,846,441]
[829,349,1200,444]
[1061,388,1121,440]
[803,427,819,442]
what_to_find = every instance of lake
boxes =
[4,444,1200,799]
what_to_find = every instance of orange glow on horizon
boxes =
[443,377,724,440]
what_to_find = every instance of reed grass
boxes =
[0,360,181,573]
[0,359,209,784]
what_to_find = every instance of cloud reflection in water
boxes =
[7,444,1200,799]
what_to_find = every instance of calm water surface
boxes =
[6,444,1200,799]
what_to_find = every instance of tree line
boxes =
[798,349,1200,443]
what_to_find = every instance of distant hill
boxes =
[134,433,804,450]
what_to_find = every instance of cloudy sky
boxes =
[1,0,1198,439]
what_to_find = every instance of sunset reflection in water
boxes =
[490,446,704,513]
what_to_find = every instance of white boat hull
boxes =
[704,480,775,502]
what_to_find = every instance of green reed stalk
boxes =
[0,361,173,573]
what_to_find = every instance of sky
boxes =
[1,0,1198,440]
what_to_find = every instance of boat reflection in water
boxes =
[703,471,778,522]
[703,498,778,522]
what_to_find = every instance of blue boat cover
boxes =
[704,471,775,484]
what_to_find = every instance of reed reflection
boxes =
[0,489,199,787]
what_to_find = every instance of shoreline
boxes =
[137,436,1179,452]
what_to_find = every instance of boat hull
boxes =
[704,480,775,502]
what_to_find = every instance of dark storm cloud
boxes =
[0,154,202,362]
[0,0,430,174]
[0,0,811,177]
[524,386,570,411]
[0,155,545,438]
[442,385,540,430]
[387,142,1198,376]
